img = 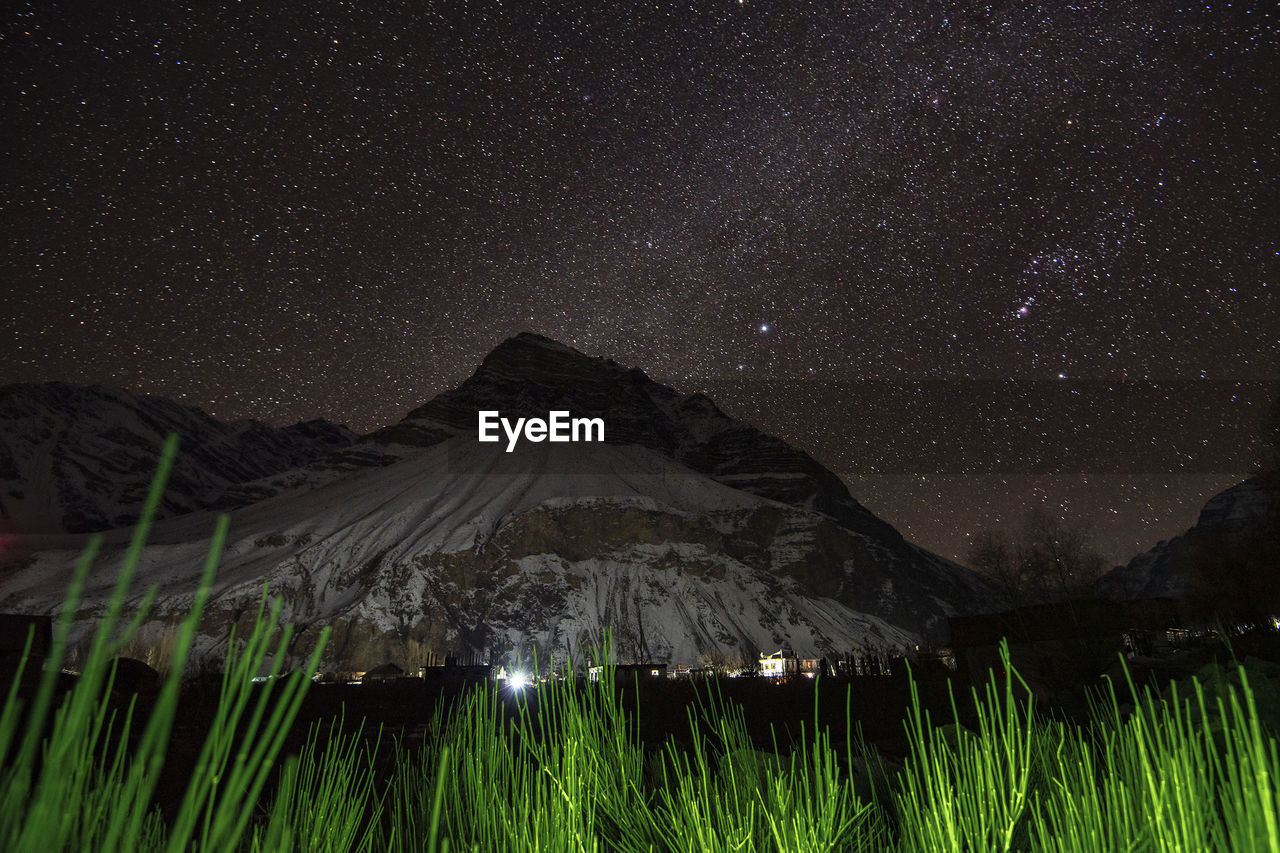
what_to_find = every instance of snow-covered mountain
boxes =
[0,383,360,533]
[1094,476,1277,600]
[0,335,998,670]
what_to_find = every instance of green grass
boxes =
[2,435,1278,850]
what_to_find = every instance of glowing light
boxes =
[759,323,769,332]
[508,671,530,691]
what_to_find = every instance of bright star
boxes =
[759,323,769,333]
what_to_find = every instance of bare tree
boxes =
[968,529,1023,607]
[1022,505,1107,600]
[967,507,1113,701]
[968,505,1107,606]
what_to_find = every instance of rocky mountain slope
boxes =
[1094,476,1277,600]
[0,383,360,533]
[0,335,999,671]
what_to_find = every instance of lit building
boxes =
[758,650,797,678]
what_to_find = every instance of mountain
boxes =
[369,333,902,542]
[1094,476,1277,600]
[0,383,364,534]
[0,335,998,670]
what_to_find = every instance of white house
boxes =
[759,650,797,678]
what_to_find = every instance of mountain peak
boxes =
[482,332,613,371]
[374,336,919,549]
[397,333,663,431]
[479,332,646,384]
[506,331,583,352]
[1,348,1000,667]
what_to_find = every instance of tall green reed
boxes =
[253,713,384,853]
[893,641,1041,852]
[889,640,1280,853]
[382,647,658,853]
[652,677,874,852]
[0,434,329,852]
[3,434,1278,852]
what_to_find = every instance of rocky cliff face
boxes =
[0,335,999,670]
[1094,476,1277,600]
[0,383,359,533]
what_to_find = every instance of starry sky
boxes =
[2,1,1277,566]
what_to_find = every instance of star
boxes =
[0,0,1268,569]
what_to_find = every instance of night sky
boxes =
[2,1,1277,566]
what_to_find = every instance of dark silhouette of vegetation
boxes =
[968,505,1106,608]
[966,507,1112,700]
[1185,524,1280,627]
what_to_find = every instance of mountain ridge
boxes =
[371,332,905,543]
[0,381,359,534]
[1094,476,1276,601]
[0,334,999,670]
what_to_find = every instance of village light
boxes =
[508,670,531,691]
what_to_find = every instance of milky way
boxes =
[2,1,1277,564]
